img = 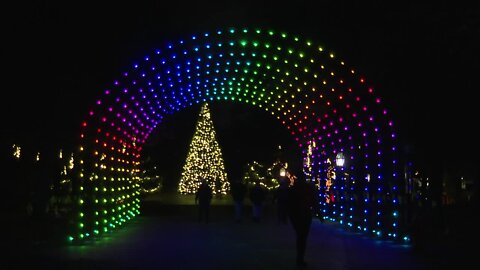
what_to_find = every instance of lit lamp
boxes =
[280,167,286,177]
[335,152,345,167]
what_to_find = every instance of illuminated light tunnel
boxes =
[72,27,405,243]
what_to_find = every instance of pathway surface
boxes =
[7,192,473,269]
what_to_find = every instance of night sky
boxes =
[2,1,479,181]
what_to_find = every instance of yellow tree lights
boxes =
[178,103,230,195]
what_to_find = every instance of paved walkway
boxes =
[7,192,473,269]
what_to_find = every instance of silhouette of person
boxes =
[230,178,247,223]
[195,179,213,223]
[287,173,321,268]
[249,181,266,222]
[273,179,290,224]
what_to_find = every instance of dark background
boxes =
[2,1,479,183]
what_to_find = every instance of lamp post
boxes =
[279,163,292,186]
[335,152,347,224]
[335,152,345,167]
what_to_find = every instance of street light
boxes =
[279,162,288,177]
[336,152,345,167]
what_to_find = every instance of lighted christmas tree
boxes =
[242,160,280,191]
[178,103,230,195]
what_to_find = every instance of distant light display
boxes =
[12,144,21,160]
[71,27,402,243]
[178,103,229,195]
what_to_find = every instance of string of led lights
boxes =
[72,27,405,243]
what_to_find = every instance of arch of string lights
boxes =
[71,27,406,243]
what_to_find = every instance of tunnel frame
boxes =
[70,27,406,243]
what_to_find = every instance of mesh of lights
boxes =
[72,27,403,243]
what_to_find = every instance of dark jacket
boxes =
[231,182,247,202]
[196,183,212,205]
[249,184,266,206]
[288,179,320,220]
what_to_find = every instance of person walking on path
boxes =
[230,178,247,223]
[195,178,213,223]
[287,173,322,268]
[273,180,289,224]
[249,181,267,223]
